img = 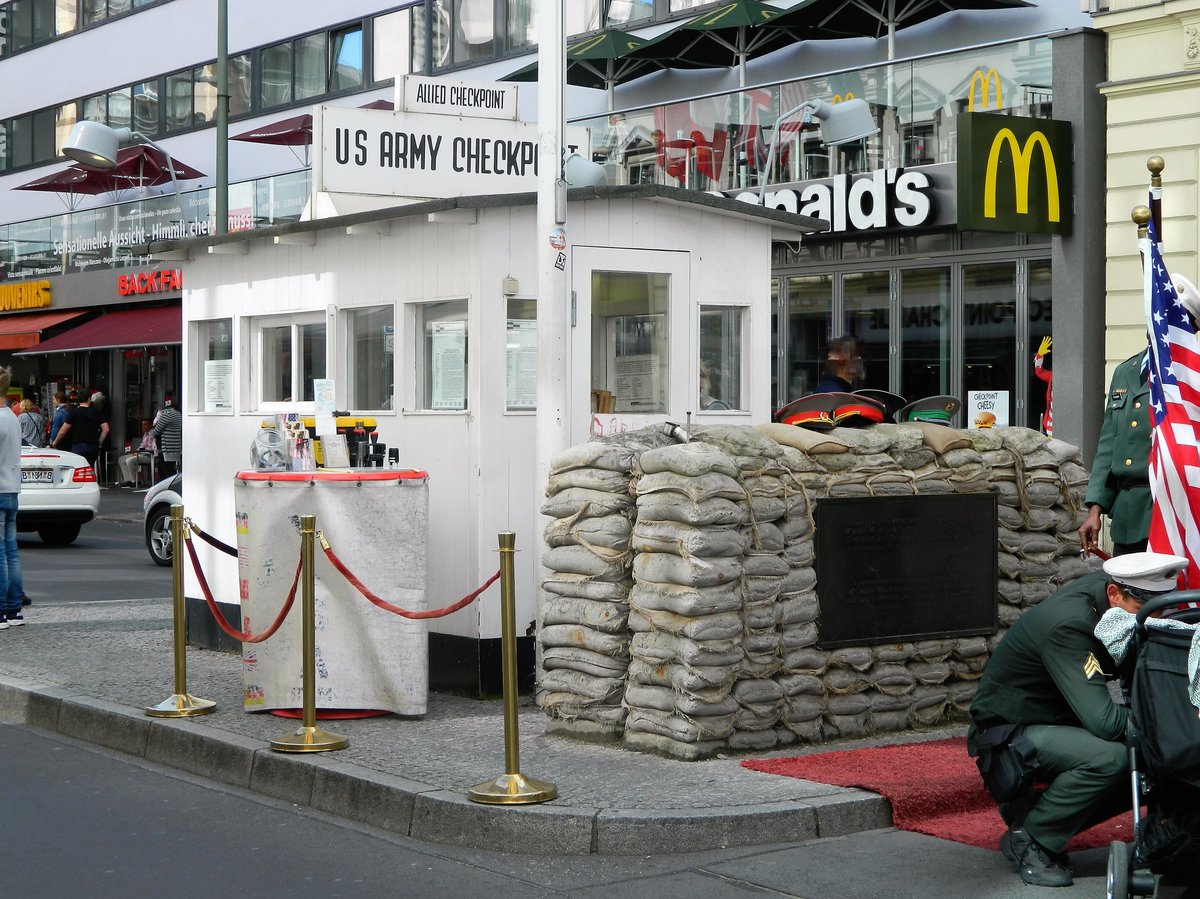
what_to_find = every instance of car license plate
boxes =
[21,469,53,484]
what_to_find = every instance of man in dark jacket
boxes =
[812,335,863,393]
[968,551,1188,887]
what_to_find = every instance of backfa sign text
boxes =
[956,112,1072,235]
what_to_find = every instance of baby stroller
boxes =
[1106,590,1200,899]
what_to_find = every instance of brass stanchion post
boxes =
[146,504,216,717]
[271,513,348,752]
[468,532,557,804]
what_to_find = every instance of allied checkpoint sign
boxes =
[315,105,539,199]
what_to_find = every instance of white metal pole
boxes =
[535,1,568,554]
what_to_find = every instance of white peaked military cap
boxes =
[1103,551,1189,596]
[1173,273,1200,321]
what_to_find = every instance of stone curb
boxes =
[0,674,893,854]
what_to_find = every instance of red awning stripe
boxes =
[0,310,88,350]
[16,305,180,354]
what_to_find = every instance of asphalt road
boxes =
[0,722,1126,899]
[18,488,170,605]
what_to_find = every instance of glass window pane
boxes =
[507,0,536,51]
[843,270,890,392]
[374,10,413,81]
[132,80,158,135]
[81,93,106,124]
[10,115,33,168]
[198,319,233,413]
[106,86,132,130]
[607,0,652,26]
[347,306,394,410]
[1027,259,1053,433]
[193,66,217,127]
[56,0,78,36]
[964,262,1017,425]
[565,1,602,37]
[33,0,55,41]
[227,54,252,116]
[900,267,951,399]
[32,108,55,162]
[506,298,537,411]
[81,0,106,27]
[294,33,327,100]
[164,72,192,132]
[590,271,670,414]
[260,41,293,108]
[417,300,468,410]
[699,306,743,411]
[9,0,34,52]
[330,26,364,92]
[299,321,326,402]
[452,0,494,64]
[261,324,291,403]
[785,274,832,401]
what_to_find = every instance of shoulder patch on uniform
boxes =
[1083,652,1109,680]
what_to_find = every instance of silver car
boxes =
[143,473,182,566]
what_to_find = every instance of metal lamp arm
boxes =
[757,100,829,205]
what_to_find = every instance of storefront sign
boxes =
[967,390,1010,428]
[317,106,540,199]
[0,279,51,311]
[722,167,942,234]
[402,75,518,121]
[117,269,183,296]
[957,112,1072,235]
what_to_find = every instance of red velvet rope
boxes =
[185,534,300,643]
[320,539,499,619]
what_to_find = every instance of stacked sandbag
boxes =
[969,427,1091,649]
[537,422,1092,756]
[537,428,674,740]
[623,440,749,760]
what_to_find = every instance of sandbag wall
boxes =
[537,422,1091,760]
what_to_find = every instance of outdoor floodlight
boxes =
[564,152,609,188]
[758,98,880,205]
[63,121,134,169]
[63,120,185,225]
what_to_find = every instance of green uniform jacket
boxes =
[1083,352,1152,546]
[968,571,1126,748]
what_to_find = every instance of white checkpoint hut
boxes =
[173,100,824,694]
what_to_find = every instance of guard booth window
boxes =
[590,271,670,415]
[415,299,468,411]
[699,305,744,411]
[256,315,326,407]
[196,318,233,413]
[345,306,394,411]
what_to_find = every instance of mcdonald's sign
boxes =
[956,112,1072,235]
[966,68,1003,111]
[831,93,855,103]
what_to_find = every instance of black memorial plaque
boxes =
[815,494,997,648]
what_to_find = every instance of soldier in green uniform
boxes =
[968,551,1188,888]
[1078,349,1152,556]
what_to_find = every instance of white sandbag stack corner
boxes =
[537,428,674,741]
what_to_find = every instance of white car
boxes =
[18,446,101,545]
[143,473,182,566]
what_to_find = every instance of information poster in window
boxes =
[506,319,537,409]
[431,320,466,410]
[607,314,663,413]
[204,359,234,412]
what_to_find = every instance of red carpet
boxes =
[742,737,1136,851]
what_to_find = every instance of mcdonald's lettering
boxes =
[956,112,1071,235]
[984,129,1058,222]
[831,92,856,103]
[967,68,1003,111]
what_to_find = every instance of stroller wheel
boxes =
[1107,840,1130,899]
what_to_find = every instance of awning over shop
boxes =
[17,305,180,354]
[0,310,88,351]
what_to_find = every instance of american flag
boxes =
[1143,211,1200,588]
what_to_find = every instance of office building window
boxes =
[330,25,364,92]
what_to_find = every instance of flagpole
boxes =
[1147,155,1164,241]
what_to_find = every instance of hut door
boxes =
[571,246,690,444]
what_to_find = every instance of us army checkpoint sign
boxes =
[316,105,539,199]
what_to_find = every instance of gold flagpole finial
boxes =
[1148,155,1165,187]
[1132,205,1151,238]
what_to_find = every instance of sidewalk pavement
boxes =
[3,485,960,856]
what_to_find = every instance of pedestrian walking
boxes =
[0,367,26,630]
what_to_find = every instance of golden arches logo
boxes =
[967,68,1003,111]
[983,128,1059,222]
[831,93,856,104]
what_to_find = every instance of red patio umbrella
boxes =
[108,144,206,190]
[13,164,125,209]
[230,99,395,164]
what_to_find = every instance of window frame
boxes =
[251,312,327,412]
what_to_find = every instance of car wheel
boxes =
[146,507,173,567]
[38,524,80,546]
